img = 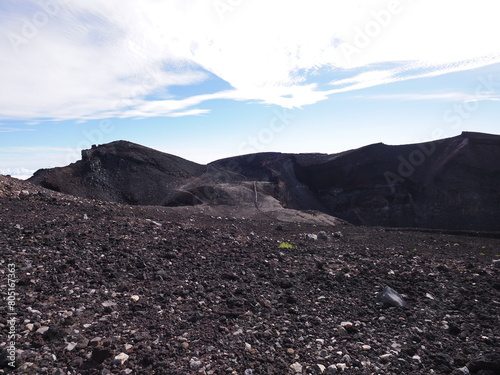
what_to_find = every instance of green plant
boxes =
[479,253,486,256]
[278,242,294,249]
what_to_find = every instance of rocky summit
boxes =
[1,171,500,374]
[29,132,500,231]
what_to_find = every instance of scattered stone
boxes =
[91,348,112,365]
[333,232,343,238]
[336,363,347,371]
[342,354,352,364]
[361,344,371,350]
[493,259,500,268]
[325,364,338,374]
[76,337,89,349]
[425,292,435,300]
[340,321,357,334]
[468,353,500,373]
[113,353,129,366]
[65,342,77,351]
[131,295,140,302]
[190,357,202,371]
[376,286,407,308]
[42,326,67,342]
[287,348,295,355]
[453,366,470,375]
[379,353,392,362]
[89,337,102,347]
[244,370,254,375]
[317,231,328,241]
[336,326,349,337]
[308,363,326,373]
[36,326,50,334]
[290,362,303,373]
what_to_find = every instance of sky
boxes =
[0,0,499,179]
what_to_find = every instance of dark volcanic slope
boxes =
[1,175,500,374]
[211,132,500,231]
[29,132,500,231]
[29,141,205,206]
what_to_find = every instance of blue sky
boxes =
[0,0,499,179]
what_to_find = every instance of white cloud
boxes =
[0,127,36,133]
[0,168,37,180]
[0,0,499,121]
[0,146,78,178]
[357,92,500,102]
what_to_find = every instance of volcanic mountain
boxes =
[29,132,500,231]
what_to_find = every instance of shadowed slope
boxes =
[28,132,500,231]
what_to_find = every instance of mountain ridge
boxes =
[28,132,500,231]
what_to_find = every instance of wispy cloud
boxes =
[0,146,75,153]
[0,0,499,121]
[0,167,36,179]
[0,127,36,133]
[355,92,500,102]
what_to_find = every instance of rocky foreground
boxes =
[1,175,499,374]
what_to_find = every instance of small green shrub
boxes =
[278,242,294,249]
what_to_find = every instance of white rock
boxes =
[113,353,129,365]
[190,357,202,371]
[66,342,77,351]
[131,295,140,302]
[336,363,347,371]
[309,364,326,373]
[290,362,303,373]
[36,326,49,334]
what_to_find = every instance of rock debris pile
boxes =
[0,175,499,374]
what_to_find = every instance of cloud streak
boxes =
[0,0,499,121]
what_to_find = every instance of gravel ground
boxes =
[1,176,499,374]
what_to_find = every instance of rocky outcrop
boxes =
[29,141,205,206]
[28,132,500,231]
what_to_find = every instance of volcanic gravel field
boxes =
[1,176,499,374]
